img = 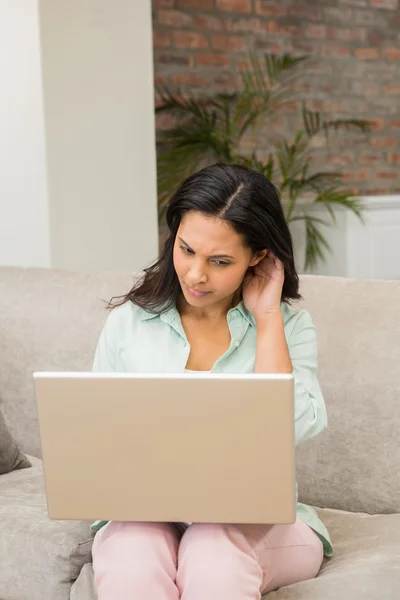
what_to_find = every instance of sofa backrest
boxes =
[296,275,400,515]
[1,267,399,514]
[0,267,134,458]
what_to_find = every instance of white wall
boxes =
[0,0,50,267]
[0,0,158,272]
[39,0,158,272]
[292,196,400,280]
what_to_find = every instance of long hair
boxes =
[108,163,300,312]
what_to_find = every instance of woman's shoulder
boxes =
[103,301,157,331]
[281,302,315,339]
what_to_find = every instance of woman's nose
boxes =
[188,262,208,284]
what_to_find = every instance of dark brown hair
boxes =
[108,163,300,312]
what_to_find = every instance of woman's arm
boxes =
[92,310,119,372]
[254,313,292,374]
[255,309,327,446]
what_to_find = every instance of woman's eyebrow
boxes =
[178,237,234,260]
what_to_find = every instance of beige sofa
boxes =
[0,266,399,600]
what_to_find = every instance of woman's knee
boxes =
[177,523,263,594]
[93,521,177,553]
[92,521,179,583]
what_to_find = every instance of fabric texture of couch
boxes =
[0,266,399,599]
[0,406,31,474]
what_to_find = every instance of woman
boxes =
[91,163,333,600]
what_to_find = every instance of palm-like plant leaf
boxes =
[155,52,369,268]
[314,189,364,220]
[302,102,372,140]
[290,215,332,269]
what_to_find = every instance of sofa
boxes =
[0,266,399,600]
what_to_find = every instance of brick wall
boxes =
[152,0,400,195]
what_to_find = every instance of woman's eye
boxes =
[180,245,194,254]
[213,260,230,267]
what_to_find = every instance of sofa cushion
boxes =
[70,508,400,600]
[296,276,400,514]
[0,266,134,458]
[265,508,400,599]
[0,456,94,600]
[0,404,31,474]
[70,564,97,600]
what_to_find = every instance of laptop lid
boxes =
[34,372,295,524]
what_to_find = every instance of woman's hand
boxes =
[242,252,285,321]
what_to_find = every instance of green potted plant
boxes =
[155,54,370,270]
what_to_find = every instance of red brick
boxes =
[255,0,288,16]
[155,52,193,66]
[320,45,350,58]
[212,73,240,88]
[176,0,214,7]
[359,154,381,165]
[388,120,400,129]
[369,118,385,131]
[172,31,209,48]
[370,0,398,8]
[343,171,369,182]
[388,153,400,164]
[377,171,398,179]
[196,15,228,31]
[327,154,354,166]
[281,100,301,112]
[288,5,322,20]
[172,73,209,88]
[212,34,246,51]
[306,63,334,76]
[367,188,390,194]
[339,0,367,5]
[227,18,262,32]
[367,30,386,45]
[153,0,175,6]
[157,10,193,27]
[196,53,230,67]
[354,48,380,59]
[216,0,252,12]
[384,83,400,94]
[324,7,353,25]
[384,48,400,60]
[354,9,390,26]
[262,21,301,36]
[305,24,327,39]
[153,31,171,47]
[155,113,178,130]
[371,137,397,148]
[154,74,169,89]
[254,38,286,53]
[327,27,367,42]
[351,80,380,97]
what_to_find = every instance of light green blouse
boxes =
[90,299,333,557]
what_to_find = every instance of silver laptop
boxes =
[33,372,295,524]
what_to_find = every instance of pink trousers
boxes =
[92,518,323,599]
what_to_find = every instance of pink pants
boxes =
[92,518,323,599]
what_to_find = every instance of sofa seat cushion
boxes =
[265,508,400,599]
[70,508,400,600]
[0,456,94,600]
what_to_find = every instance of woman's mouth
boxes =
[186,285,210,298]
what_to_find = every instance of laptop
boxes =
[33,372,296,524]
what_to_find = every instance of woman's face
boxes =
[173,211,263,309]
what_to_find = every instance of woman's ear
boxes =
[249,249,268,267]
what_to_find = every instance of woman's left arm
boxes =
[255,310,327,446]
[243,253,327,446]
